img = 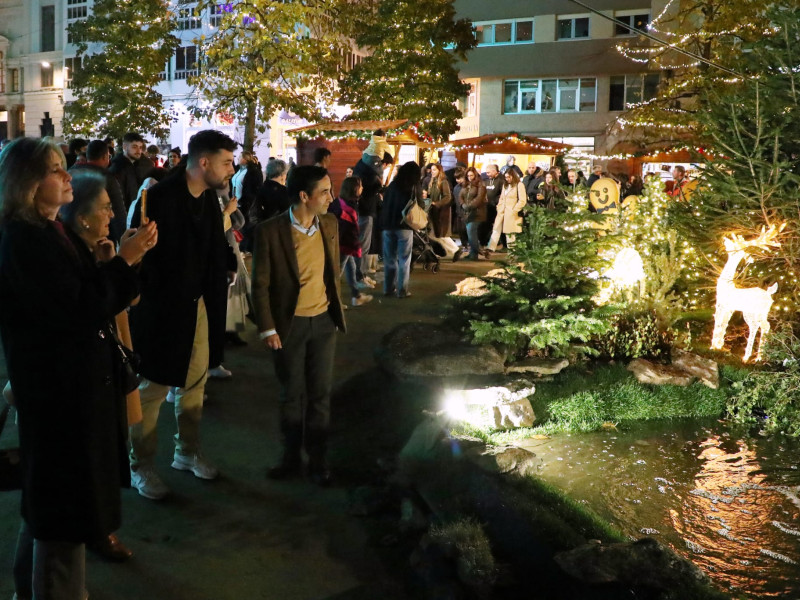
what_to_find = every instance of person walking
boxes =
[251,165,346,486]
[379,161,423,298]
[329,176,373,307]
[128,130,238,500]
[459,167,488,260]
[487,168,527,251]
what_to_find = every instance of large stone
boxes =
[671,349,719,389]
[627,358,695,386]
[444,381,536,430]
[505,357,569,376]
[450,268,508,297]
[374,322,506,378]
[554,538,713,594]
[466,445,540,477]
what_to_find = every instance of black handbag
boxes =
[110,324,141,395]
[0,402,22,491]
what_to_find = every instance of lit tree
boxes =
[338,0,476,142]
[670,3,800,316]
[63,0,178,141]
[192,0,350,152]
[614,0,770,146]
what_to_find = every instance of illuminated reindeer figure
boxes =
[711,224,784,362]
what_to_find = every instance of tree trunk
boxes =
[242,102,257,153]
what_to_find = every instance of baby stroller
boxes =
[411,226,463,274]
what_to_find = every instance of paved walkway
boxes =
[0,257,493,600]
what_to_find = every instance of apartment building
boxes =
[453,0,666,155]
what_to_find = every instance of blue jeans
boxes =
[383,229,413,295]
[341,256,360,299]
[358,216,373,278]
[466,222,481,258]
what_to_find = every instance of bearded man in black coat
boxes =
[128,130,237,500]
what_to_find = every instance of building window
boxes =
[177,4,202,30]
[504,78,596,114]
[67,5,87,19]
[10,69,19,93]
[66,0,88,44]
[41,63,54,88]
[209,4,224,27]
[175,46,198,79]
[458,82,478,118]
[609,73,660,110]
[557,15,590,40]
[473,19,534,46]
[615,12,651,36]
[41,5,56,52]
[64,56,82,89]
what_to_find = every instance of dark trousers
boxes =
[273,312,337,465]
[14,521,85,600]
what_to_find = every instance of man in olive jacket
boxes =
[128,130,237,500]
[251,166,345,486]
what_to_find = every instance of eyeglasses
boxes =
[97,203,113,214]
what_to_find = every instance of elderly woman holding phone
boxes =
[0,138,157,600]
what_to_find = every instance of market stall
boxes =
[447,133,572,173]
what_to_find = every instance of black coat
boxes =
[130,172,236,386]
[237,163,264,222]
[252,178,291,224]
[0,219,138,542]
[109,153,154,210]
[353,158,383,218]
[378,181,422,231]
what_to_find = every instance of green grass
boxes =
[451,361,750,445]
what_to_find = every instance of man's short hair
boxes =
[381,151,394,165]
[168,147,181,156]
[266,158,288,180]
[68,138,88,154]
[313,147,331,164]
[86,139,111,162]
[593,165,603,172]
[673,165,686,176]
[122,132,144,145]
[287,165,328,204]
[487,164,499,174]
[147,144,159,155]
[187,130,237,164]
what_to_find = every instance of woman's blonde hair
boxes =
[0,138,66,227]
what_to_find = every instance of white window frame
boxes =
[473,19,535,46]
[557,14,590,40]
[609,73,660,110]
[174,45,199,80]
[503,78,596,114]
[64,56,81,89]
[66,0,89,45]
[614,10,651,36]
[177,3,202,31]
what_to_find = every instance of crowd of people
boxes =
[0,126,693,599]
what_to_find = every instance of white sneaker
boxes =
[351,294,373,307]
[356,280,374,290]
[364,276,378,286]
[130,465,170,500]
[208,365,232,378]
[171,452,219,480]
[166,387,177,403]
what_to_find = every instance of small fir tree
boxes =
[338,0,476,142]
[449,199,617,360]
[63,0,178,141]
[670,3,800,316]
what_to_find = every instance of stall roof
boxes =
[287,119,409,135]
[448,133,572,155]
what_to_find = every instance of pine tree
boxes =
[449,200,616,360]
[63,0,178,141]
[670,3,800,315]
[614,0,770,146]
[338,0,476,142]
[193,1,349,152]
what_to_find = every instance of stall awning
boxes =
[448,133,572,155]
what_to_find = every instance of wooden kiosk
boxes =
[287,119,440,189]
[448,133,572,171]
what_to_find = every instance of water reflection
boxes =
[519,420,800,598]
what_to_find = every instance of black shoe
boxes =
[384,290,396,297]
[225,332,247,346]
[266,461,302,480]
[308,464,333,487]
[397,291,412,299]
[453,249,463,263]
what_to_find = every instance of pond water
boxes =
[517,419,800,599]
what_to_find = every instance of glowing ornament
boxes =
[711,224,784,362]
[589,178,620,215]
[607,248,645,288]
